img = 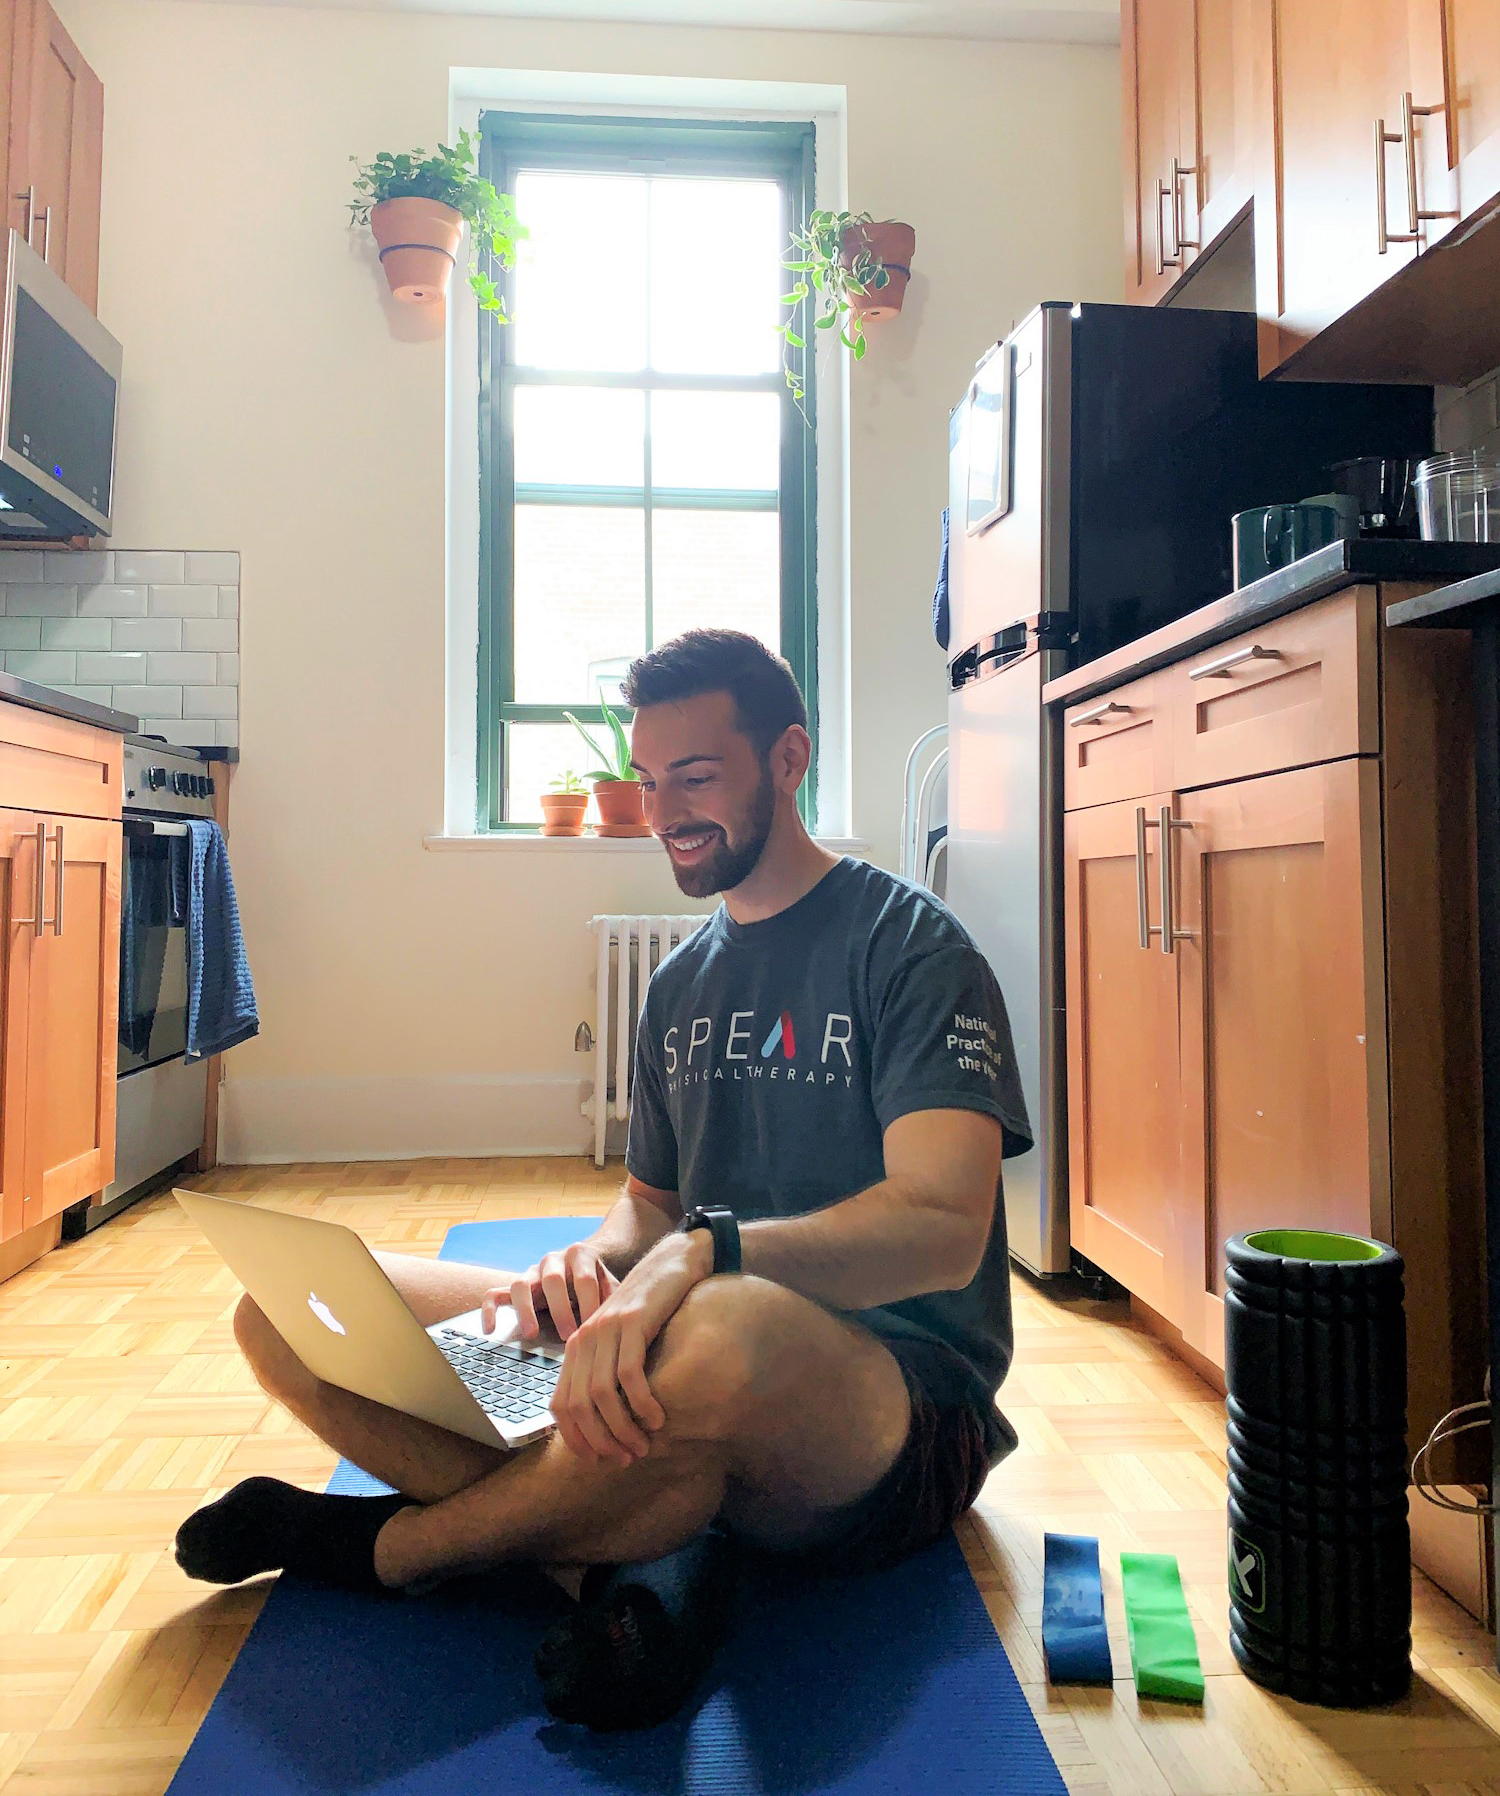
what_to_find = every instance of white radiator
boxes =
[584,914,708,1167]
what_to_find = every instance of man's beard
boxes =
[666,762,776,898]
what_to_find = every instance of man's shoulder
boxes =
[839,860,982,958]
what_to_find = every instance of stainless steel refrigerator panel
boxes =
[946,645,1069,1275]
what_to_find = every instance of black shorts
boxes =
[761,1331,1012,1579]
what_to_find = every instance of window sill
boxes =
[424,833,873,856]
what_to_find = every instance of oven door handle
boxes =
[123,818,190,838]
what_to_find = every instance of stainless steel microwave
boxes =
[0,229,121,539]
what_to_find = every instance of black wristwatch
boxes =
[677,1205,741,1275]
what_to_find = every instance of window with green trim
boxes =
[477,113,817,830]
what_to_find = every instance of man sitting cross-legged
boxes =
[175,629,1032,1722]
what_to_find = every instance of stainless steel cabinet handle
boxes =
[1171,157,1200,252]
[1189,642,1281,681]
[1158,806,1194,955]
[1155,177,1181,274]
[1375,115,1416,253]
[1135,805,1153,950]
[52,824,63,936]
[1401,92,1459,235]
[1070,700,1132,728]
[37,206,50,264]
[13,821,47,934]
[13,185,34,245]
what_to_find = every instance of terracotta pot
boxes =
[369,197,465,305]
[591,778,650,836]
[539,792,588,837]
[842,220,916,321]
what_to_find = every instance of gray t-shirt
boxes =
[626,857,1031,1451]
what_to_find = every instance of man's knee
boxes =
[649,1276,800,1438]
[233,1293,310,1398]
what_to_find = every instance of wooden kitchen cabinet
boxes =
[1442,0,1500,225]
[3,0,103,311]
[1063,793,1180,1312]
[0,808,36,1245]
[1172,758,1387,1364]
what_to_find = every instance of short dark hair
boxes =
[622,629,807,755]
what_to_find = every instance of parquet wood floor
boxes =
[2,1158,1498,1794]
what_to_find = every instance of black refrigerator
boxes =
[944,301,1431,1277]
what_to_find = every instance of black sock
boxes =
[534,1530,737,1731]
[174,1476,414,1591]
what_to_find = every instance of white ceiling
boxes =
[170,0,1120,45]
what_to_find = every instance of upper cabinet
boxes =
[1123,0,1253,304]
[1129,0,1500,382]
[2,0,103,312]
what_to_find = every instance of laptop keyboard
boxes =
[433,1328,562,1427]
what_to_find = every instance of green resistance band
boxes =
[1119,1551,1205,1703]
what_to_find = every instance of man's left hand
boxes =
[549,1227,714,1464]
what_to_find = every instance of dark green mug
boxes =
[1233,494,1358,588]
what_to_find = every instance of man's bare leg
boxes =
[232,1257,913,1590]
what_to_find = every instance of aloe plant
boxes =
[563,694,638,783]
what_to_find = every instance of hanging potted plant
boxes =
[539,769,590,838]
[564,694,650,837]
[348,128,525,311]
[777,210,915,409]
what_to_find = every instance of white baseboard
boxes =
[219,1074,593,1164]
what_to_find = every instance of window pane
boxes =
[651,511,781,648]
[512,506,646,704]
[514,387,644,489]
[650,178,782,375]
[506,721,600,823]
[512,172,647,371]
[651,391,780,492]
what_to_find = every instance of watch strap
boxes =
[680,1206,740,1276]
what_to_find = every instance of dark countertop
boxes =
[1044,540,1500,709]
[1387,565,1500,627]
[0,669,138,734]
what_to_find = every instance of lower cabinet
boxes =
[0,803,120,1245]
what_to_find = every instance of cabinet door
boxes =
[22,814,119,1225]
[1123,0,1195,303]
[1064,795,1181,1311]
[17,0,102,310]
[1261,0,1455,363]
[1187,0,1255,257]
[0,811,39,1244]
[1442,0,1500,223]
[1172,761,1387,1366]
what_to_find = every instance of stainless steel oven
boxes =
[71,737,220,1232]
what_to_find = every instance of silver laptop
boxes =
[174,1187,563,1451]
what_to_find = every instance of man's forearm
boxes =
[739,1181,982,1313]
[587,1190,679,1279]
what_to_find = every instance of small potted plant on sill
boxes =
[348,128,525,312]
[777,210,915,411]
[539,769,590,837]
[564,695,651,837]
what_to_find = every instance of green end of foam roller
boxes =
[1243,1228,1382,1262]
[1119,1551,1205,1705]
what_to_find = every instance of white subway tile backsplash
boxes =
[185,551,239,583]
[0,617,41,650]
[53,685,116,706]
[77,582,148,617]
[157,719,217,747]
[5,584,77,616]
[216,720,239,748]
[41,616,112,651]
[149,583,219,618]
[183,685,236,718]
[110,617,182,651]
[44,550,110,585]
[113,685,180,717]
[147,651,215,684]
[6,651,77,683]
[77,650,147,684]
[181,617,237,653]
[217,586,239,619]
[116,551,184,584]
[217,653,240,686]
[0,551,45,582]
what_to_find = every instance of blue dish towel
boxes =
[171,818,259,1061]
[933,505,951,650]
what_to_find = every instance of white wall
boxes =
[61,0,1121,1160]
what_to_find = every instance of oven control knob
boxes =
[195,775,210,798]
[171,771,188,795]
[205,777,216,796]
[146,767,166,791]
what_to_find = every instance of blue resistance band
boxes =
[1042,1533,1114,1686]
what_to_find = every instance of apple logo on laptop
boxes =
[307,1291,346,1336]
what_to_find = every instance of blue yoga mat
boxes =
[169,1217,1064,1796]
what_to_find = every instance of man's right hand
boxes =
[481,1243,620,1342]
